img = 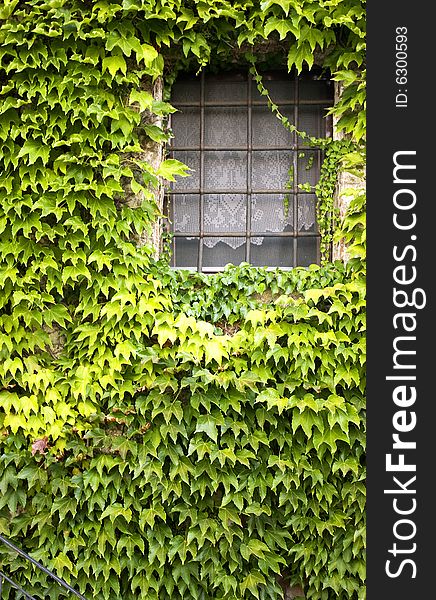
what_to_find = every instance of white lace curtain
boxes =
[170,75,321,251]
[173,193,315,249]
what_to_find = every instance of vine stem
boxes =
[248,62,357,264]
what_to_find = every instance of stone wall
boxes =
[331,83,366,262]
[124,76,165,256]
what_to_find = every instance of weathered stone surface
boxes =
[332,169,365,262]
[121,76,165,256]
[43,325,66,359]
[285,584,305,599]
[331,82,365,262]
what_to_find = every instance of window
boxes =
[167,70,333,272]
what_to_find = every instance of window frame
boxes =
[167,69,334,272]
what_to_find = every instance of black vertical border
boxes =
[367,2,434,597]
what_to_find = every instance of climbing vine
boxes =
[0,1,366,599]
[249,62,360,263]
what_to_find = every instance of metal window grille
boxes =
[167,70,333,272]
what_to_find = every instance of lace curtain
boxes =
[169,72,327,265]
[173,193,315,249]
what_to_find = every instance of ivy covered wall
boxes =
[0,1,366,599]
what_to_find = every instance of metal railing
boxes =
[0,534,88,600]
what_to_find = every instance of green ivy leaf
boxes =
[239,571,266,598]
[292,409,323,437]
[157,159,190,181]
[102,54,127,76]
[100,504,132,523]
[129,89,154,111]
[195,415,218,443]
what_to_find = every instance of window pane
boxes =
[204,107,247,147]
[251,78,295,104]
[171,78,201,103]
[252,151,293,191]
[298,105,326,140]
[174,237,199,269]
[169,71,331,270]
[296,236,319,266]
[297,150,319,187]
[203,238,246,268]
[299,79,332,101]
[203,151,247,191]
[252,106,295,148]
[172,151,200,191]
[298,194,317,232]
[204,194,247,233]
[171,108,200,147]
[205,76,247,103]
[251,194,293,233]
[250,236,294,268]
[173,194,200,234]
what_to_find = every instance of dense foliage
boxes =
[0,1,366,599]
